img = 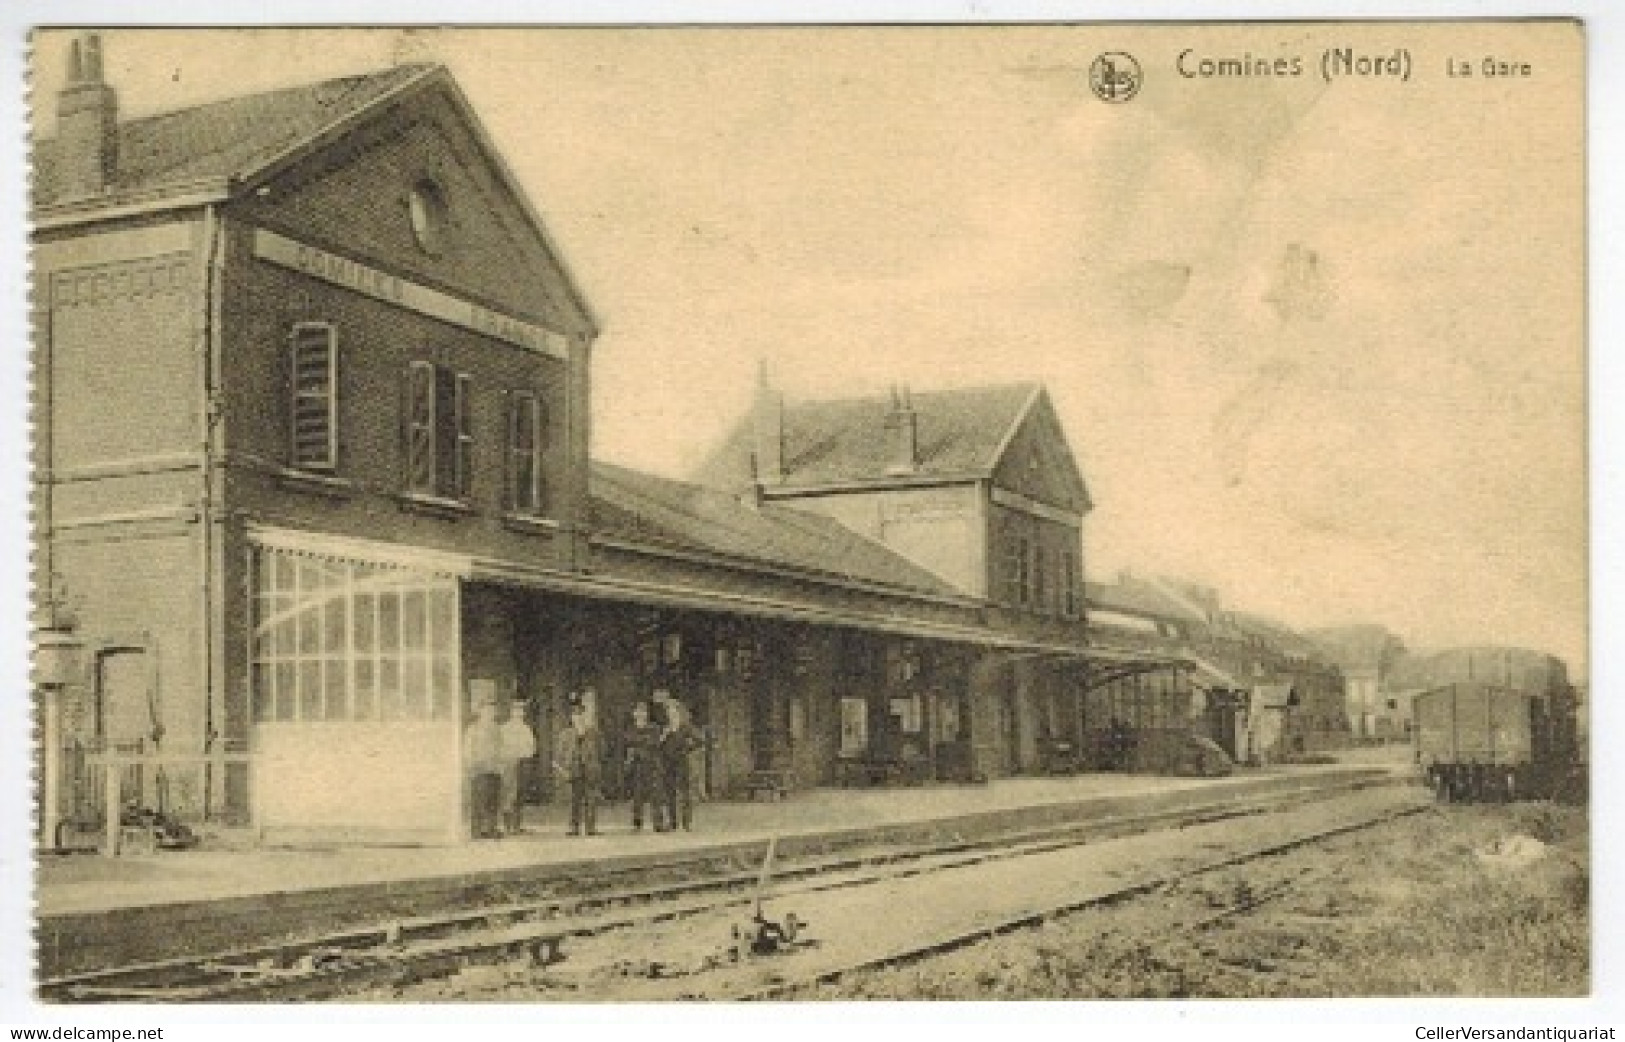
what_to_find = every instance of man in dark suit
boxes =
[653,689,698,832]
[624,701,663,831]
[553,693,603,836]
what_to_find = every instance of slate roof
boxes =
[1225,611,1326,661]
[1085,580,1208,624]
[34,64,435,208]
[693,382,1042,490]
[590,461,965,598]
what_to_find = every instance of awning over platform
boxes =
[1186,656,1246,692]
[474,556,1187,672]
[246,525,1188,673]
[247,524,473,578]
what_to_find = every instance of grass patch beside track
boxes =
[813,801,1588,999]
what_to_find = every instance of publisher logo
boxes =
[1089,52,1142,103]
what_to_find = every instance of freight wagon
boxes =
[1412,681,1579,802]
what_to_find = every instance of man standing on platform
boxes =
[498,698,537,835]
[464,696,502,840]
[624,701,663,832]
[653,689,697,832]
[554,692,603,836]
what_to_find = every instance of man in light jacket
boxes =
[464,699,502,840]
[499,699,537,835]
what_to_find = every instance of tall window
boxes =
[507,391,547,515]
[290,323,337,471]
[1003,533,1023,606]
[1060,550,1082,619]
[1004,532,1033,607]
[1033,544,1048,614]
[405,361,472,500]
[839,697,869,756]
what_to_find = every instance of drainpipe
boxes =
[199,205,227,816]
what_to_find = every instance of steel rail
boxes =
[43,772,1401,1003]
[729,801,1427,1001]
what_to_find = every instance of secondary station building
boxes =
[33,39,1180,847]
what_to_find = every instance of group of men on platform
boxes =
[465,688,702,839]
[463,697,538,840]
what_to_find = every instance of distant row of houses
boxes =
[1085,573,1578,766]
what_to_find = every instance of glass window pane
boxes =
[298,606,319,655]
[296,560,319,598]
[402,656,427,719]
[324,660,348,720]
[429,588,456,654]
[274,551,296,592]
[353,660,376,721]
[430,656,454,720]
[274,664,296,722]
[353,593,376,652]
[403,591,426,650]
[298,661,322,721]
[379,593,400,652]
[379,659,402,721]
[323,597,346,653]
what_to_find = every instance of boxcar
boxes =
[1413,681,1576,802]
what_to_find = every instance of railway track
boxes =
[730,797,1426,1000]
[41,773,1406,1003]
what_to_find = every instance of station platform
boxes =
[37,752,1414,979]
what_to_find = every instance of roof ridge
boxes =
[589,460,964,597]
[38,63,435,144]
[782,379,1041,409]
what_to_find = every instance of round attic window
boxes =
[408,179,449,255]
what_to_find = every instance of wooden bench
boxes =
[741,770,794,801]
[836,757,902,788]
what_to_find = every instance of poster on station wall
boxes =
[17,14,1598,1022]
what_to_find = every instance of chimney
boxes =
[56,33,119,198]
[884,384,919,476]
[752,363,784,486]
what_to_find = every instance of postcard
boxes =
[25,22,1587,1005]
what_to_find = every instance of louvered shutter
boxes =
[290,323,337,470]
[454,372,474,500]
[406,360,436,494]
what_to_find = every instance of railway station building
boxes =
[33,40,1178,848]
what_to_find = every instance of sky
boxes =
[29,24,1589,675]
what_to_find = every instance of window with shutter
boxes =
[406,361,436,495]
[454,372,474,499]
[508,391,546,515]
[1012,535,1033,607]
[1003,531,1025,607]
[290,323,337,470]
[1060,550,1082,619]
[1033,544,1047,614]
[404,362,472,501]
